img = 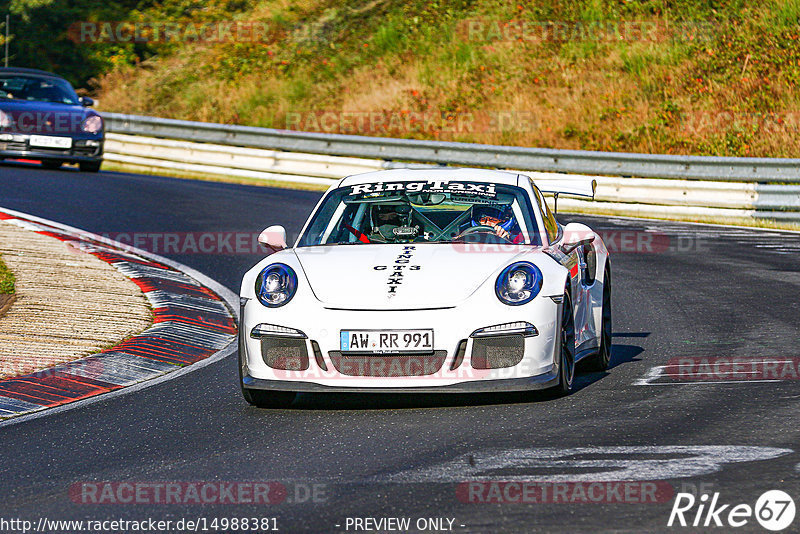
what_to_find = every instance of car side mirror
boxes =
[258,225,288,253]
[79,96,94,107]
[560,222,595,255]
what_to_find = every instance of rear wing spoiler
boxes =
[525,174,597,213]
[532,178,597,199]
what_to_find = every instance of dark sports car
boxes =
[0,67,103,172]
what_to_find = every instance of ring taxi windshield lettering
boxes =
[297,181,542,247]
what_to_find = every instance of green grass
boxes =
[93,0,800,158]
[0,254,15,295]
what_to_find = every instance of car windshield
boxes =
[0,75,80,105]
[297,180,541,247]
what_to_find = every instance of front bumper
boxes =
[0,133,104,163]
[242,368,559,393]
[240,296,561,392]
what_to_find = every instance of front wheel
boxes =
[549,290,575,397]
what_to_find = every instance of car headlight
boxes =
[81,115,103,134]
[255,263,297,307]
[0,110,10,128]
[495,262,542,306]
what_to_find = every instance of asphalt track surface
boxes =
[1,162,799,533]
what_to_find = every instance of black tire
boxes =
[586,266,613,372]
[79,160,102,173]
[549,290,576,397]
[41,160,63,170]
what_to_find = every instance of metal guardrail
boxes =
[104,133,384,186]
[105,112,800,183]
[103,113,800,223]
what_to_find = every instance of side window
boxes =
[532,185,559,244]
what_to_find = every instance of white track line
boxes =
[634,364,787,386]
[639,380,782,386]
[576,212,800,235]
[0,207,239,429]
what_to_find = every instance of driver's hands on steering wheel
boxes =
[454,224,513,243]
[479,215,511,240]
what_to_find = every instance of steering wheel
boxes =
[454,225,513,243]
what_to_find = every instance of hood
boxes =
[294,243,537,310]
[0,100,98,135]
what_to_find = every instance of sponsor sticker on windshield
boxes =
[349,181,498,197]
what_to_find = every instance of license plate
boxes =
[29,135,72,149]
[340,329,434,353]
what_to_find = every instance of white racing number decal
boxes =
[374,246,421,298]
[378,446,793,482]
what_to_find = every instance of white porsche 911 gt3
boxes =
[239,168,611,407]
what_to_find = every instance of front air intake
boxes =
[261,337,309,371]
[328,351,447,377]
[470,335,525,369]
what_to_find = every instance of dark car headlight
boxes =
[82,115,103,134]
[255,263,298,307]
[495,262,543,306]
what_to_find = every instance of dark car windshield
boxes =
[0,75,80,105]
[297,180,541,247]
